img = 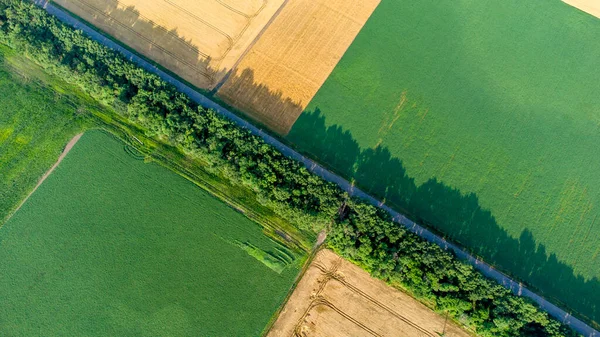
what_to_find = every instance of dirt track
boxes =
[267,249,472,337]
[563,0,600,18]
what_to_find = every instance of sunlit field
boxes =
[289,0,600,324]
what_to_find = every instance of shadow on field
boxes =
[74,0,228,86]
[79,0,304,132]
[61,0,599,328]
[288,108,600,327]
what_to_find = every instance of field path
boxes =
[3,133,83,223]
[30,2,600,336]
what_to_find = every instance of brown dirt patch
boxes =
[267,249,473,337]
[563,0,600,18]
[216,0,381,135]
[53,0,285,89]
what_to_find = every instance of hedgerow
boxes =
[0,1,579,335]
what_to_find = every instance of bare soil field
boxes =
[267,249,472,337]
[563,0,600,18]
[216,0,380,135]
[52,0,285,89]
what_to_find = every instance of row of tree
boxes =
[330,200,577,336]
[0,1,579,335]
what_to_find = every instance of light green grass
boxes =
[0,51,90,222]
[288,0,600,325]
[0,130,300,336]
[0,44,313,252]
[0,45,309,336]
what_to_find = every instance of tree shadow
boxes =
[59,0,305,134]
[48,0,600,328]
[214,67,305,135]
[289,108,600,327]
[59,0,229,88]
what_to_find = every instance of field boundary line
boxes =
[30,2,600,336]
[261,247,322,336]
[57,0,272,87]
[211,0,290,92]
[2,133,83,225]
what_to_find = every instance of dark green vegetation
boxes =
[289,0,600,325]
[0,1,581,336]
[0,0,343,233]
[329,200,575,337]
[0,130,299,336]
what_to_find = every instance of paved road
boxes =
[33,1,599,336]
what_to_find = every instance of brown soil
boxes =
[267,249,473,337]
[216,0,381,135]
[563,0,600,18]
[53,0,285,89]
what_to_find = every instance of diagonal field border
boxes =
[30,2,600,336]
[2,133,83,225]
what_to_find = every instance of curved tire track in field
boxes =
[2,133,83,225]
[312,262,437,337]
[215,0,267,19]
[297,297,383,337]
[30,2,600,336]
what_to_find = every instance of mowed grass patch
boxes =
[0,130,300,336]
[0,49,90,222]
[288,0,600,324]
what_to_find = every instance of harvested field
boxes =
[563,0,600,18]
[267,249,471,337]
[216,0,380,135]
[53,0,285,89]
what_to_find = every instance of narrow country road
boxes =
[32,1,599,336]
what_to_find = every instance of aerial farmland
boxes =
[563,0,600,18]
[0,130,301,336]
[53,0,285,89]
[216,0,380,134]
[0,48,303,336]
[1,0,599,335]
[287,0,600,326]
[268,249,471,337]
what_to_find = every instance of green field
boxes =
[0,46,303,336]
[0,49,91,222]
[288,0,600,324]
[0,130,299,336]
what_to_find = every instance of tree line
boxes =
[0,1,580,336]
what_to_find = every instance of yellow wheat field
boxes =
[563,0,600,18]
[216,0,381,135]
[267,250,472,337]
[53,0,285,89]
